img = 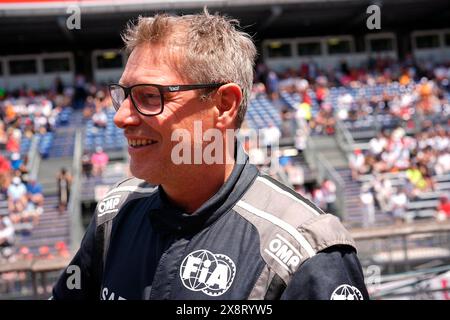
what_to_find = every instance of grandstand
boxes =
[1,0,450,300]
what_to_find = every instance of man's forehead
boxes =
[121,44,182,85]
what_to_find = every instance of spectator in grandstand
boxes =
[416,79,441,116]
[280,108,296,139]
[0,153,11,193]
[315,76,329,106]
[360,183,375,228]
[52,10,368,300]
[7,176,28,215]
[0,120,7,150]
[436,196,450,222]
[34,110,49,133]
[406,162,431,198]
[261,122,281,148]
[95,89,112,110]
[10,152,23,171]
[55,241,70,259]
[92,105,108,129]
[283,160,304,187]
[322,179,337,216]
[27,178,44,208]
[81,151,93,178]
[434,150,450,176]
[349,148,366,179]
[336,92,353,121]
[265,70,280,100]
[91,147,109,177]
[56,168,71,214]
[312,183,326,211]
[313,103,335,135]
[21,201,43,227]
[53,77,65,95]
[369,131,388,156]
[38,246,54,260]
[18,246,33,261]
[295,101,312,127]
[73,74,88,110]
[5,129,20,154]
[399,68,412,86]
[251,82,266,99]
[372,176,394,213]
[247,144,267,167]
[296,79,311,106]
[3,103,18,125]
[390,187,408,224]
[0,216,14,250]
[82,95,96,122]
[294,123,309,153]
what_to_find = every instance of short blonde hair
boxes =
[122,8,257,128]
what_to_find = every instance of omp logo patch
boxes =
[179,249,236,297]
[97,195,121,217]
[265,234,302,272]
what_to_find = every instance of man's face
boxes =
[114,43,217,184]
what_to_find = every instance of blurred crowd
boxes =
[1,56,449,261]
[354,125,450,224]
[252,57,450,138]
[0,78,78,263]
[351,125,450,183]
[249,57,450,224]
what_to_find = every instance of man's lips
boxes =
[126,137,158,148]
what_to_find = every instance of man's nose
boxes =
[113,96,140,129]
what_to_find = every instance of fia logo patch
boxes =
[179,249,236,297]
[330,284,364,300]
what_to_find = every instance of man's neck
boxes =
[161,161,235,214]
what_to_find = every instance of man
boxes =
[7,176,28,215]
[52,10,368,300]
[26,177,44,208]
[91,147,109,177]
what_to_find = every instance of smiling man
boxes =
[52,10,368,300]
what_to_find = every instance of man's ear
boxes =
[215,83,242,130]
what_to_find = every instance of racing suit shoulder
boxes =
[280,245,370,300]
[94,177,158,270]
[95,177,157,226]
[232,174,360,299]
[52,177,158,300]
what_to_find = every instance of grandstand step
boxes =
[18,228,68,239]
[436,182,450,191]
[37,157,74,195]
[307,135,349,169]
[9,189,71,262]
[27,219,67,226]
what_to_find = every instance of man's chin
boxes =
[129,164,162,185]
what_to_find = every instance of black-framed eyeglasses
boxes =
[108,83,225,116]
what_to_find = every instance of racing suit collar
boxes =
[149,141,258,236]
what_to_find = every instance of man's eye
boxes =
[143,94,159,98]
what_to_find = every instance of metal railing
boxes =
[353,221,450,272]
[67,129,84,254]
[335,118,355,155]
[352,221,450,299]
[26,135,41,179]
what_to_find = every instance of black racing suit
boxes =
[52,146,369,300]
